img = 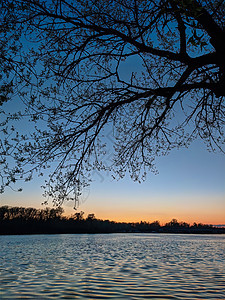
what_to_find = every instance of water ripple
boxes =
[0,233,225,299]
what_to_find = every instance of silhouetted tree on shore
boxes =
[0,206,224,235]
[0,0,224,205]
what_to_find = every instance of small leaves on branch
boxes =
[0,0,224,206]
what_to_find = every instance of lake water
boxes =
[0,233,224,299]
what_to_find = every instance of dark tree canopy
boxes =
[0,0,224,206]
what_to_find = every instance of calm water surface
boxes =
[0,233,224,299]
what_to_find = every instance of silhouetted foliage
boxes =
[0,0,224,205]
[0,206,224,235]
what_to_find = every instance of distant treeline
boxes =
[0,206,224,235]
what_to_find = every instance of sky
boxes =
[0,1,225,225]
[1,96,224,225]
[1,136,224,225]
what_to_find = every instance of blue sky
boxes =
[0,2,224,225]
[1,135,224,224]
[0,61,224,224]
[1,86,224,224]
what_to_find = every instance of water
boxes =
[0,233,224,299]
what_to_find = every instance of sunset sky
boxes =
[1,137,224,225]
[1,65,224,225]
[1,61,224,225]
[1,2,224,225]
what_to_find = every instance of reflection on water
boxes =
[0,233,224,299]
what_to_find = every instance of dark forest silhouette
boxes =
[0,206,224,235]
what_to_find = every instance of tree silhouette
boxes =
[0,206,223,235]
[0,0,224,205]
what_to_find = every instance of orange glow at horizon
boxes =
[62,210,225,226]
[71,213,224,226]
[1,179,224,226]
[62,195,225,226]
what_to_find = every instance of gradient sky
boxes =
[1,135,224,225]
[1,65,224,225]
[0,8,224,225]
